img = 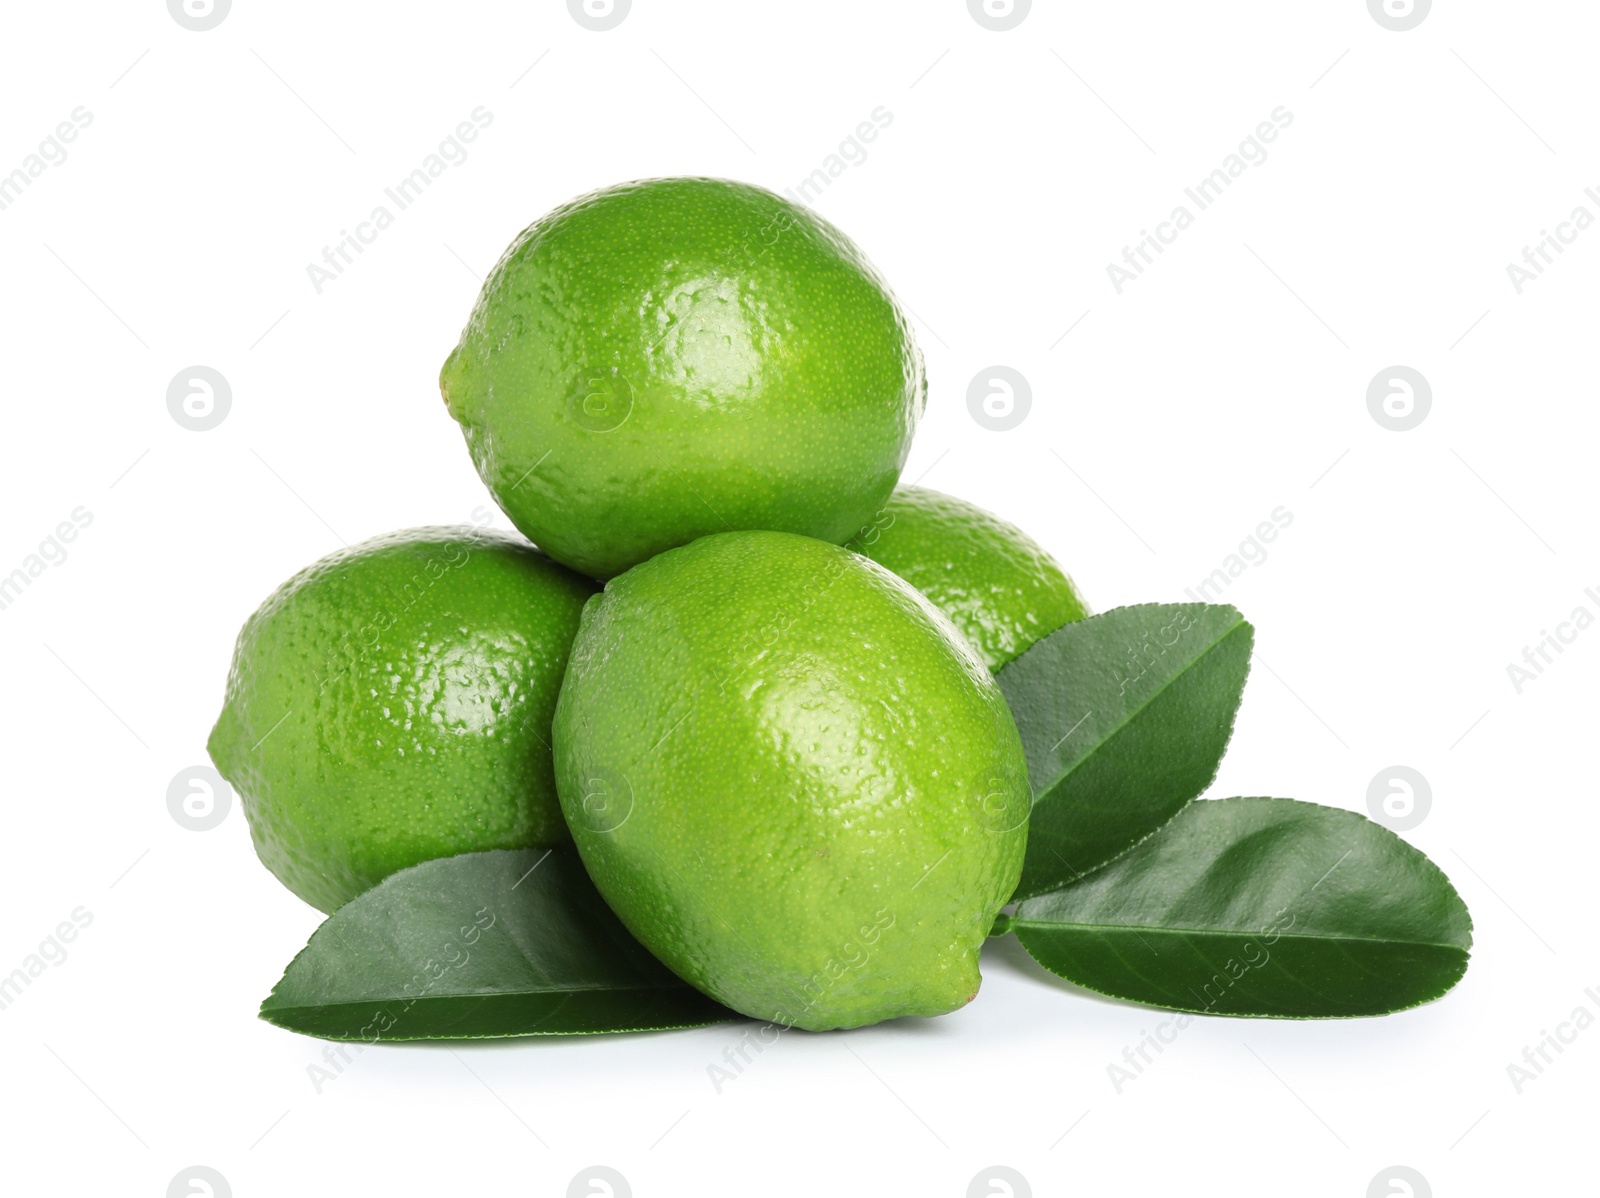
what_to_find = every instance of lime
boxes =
[440,177,925,578]
[553,530,1029,1030]
[208,526,595,912]
[857,486,1090,670]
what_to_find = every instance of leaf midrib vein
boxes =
[1013,921,1468,953]
[265,981,703,1009]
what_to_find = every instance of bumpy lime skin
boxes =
[857,486,1091,671]
[207,527,596,913]
[553,531,1029,1031]
[440,177,926,579]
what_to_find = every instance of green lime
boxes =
[440,177,925,579]
[208,526,595,912]
[553,530,1029,1031]
[856,486,1090,670]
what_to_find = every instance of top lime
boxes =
[856,486,1090,670]
[440,177,925,579]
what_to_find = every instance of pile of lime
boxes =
[213,178,1471,1039]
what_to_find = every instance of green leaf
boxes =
[996,603,1253,899]
[1009,797,1473,1018]
[260,848,738,1041]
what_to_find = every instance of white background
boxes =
[0,1,1591,1195]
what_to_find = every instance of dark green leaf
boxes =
[260,848,738,1041]
[1008,797,1473,1018]
[996,603,1253,899]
